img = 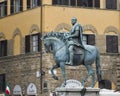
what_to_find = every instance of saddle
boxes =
[73,46,85,54]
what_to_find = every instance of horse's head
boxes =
[41,32,66,53]
[41,33,53,53]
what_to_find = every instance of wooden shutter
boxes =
[10,0,14,14]
[106,35,112,53]
[38,32,42,52]
[2,40,7,56]
[87,34,95,45]
[88,0,93,7]
[112,36,118,53]
[20,0,23,11]
[70,0,76,6]
[25,35,30,53]
[0,40,7,57]
[52,0,57,4]
[4,1,7,16]
[27,0,31,9]
[37,0,41,6]
[95,0,100,8]
[106,0,116,9]
[0,41,1,57]
[77,0,82,6]
[106,35,118,53]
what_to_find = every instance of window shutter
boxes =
[95,0,100,8]
[0,40,7,57]
[10,0,14,14]
[38,32,41,51]
[77,0,82,6]
[106,35,118,53]
[37,0,41,6]
[112,36,118,53]
[20,0,23,11]
[27,0,31,9]
[87,35,95,45]
[2,40,7,56]
[0,42,1,57]
[4,1,7,16]
[106,35,112,53]
[106,0,116,9]
[70,0,76,6]
[25,35,30,53]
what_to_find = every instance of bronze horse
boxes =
[42,32,102,87]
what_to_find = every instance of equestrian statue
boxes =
[41,17,102,87]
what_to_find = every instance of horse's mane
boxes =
[43,32,66,42]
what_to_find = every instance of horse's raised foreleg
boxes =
[82,64,95,87]
[60,62,66,87]
[50,64,60,80]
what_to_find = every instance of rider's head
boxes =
[71,17,77,25]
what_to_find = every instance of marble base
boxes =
[55,87,100,96]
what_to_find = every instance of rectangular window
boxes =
[0,40,7,57]
[106,0,117,9]
[10,0,23,14]
[27,0,41,9]
[52,0,69,5]
[83,34,95,45]
[0,74,5,92]
[106,35,118,53]
[77,0,100,8]
[0,1,7,17]
[70,0,76,6]
[25,33,41,53]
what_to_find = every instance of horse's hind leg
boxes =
[50,64,60,80]
[82,64,95,87]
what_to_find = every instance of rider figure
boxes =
[66,17,85,65]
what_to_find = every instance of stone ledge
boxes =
[55,87,100,92]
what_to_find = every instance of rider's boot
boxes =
[66,52,74,65]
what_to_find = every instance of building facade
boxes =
[0,0,120,96]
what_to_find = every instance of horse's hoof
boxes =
[53,76,58,80]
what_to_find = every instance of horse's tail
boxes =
[95,48,102,82]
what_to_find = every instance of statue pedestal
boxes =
[55,87,100,96]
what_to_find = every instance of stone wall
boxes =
[0,50,120,96]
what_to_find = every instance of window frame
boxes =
[83,34,95,45]
[27,0,41,9]
[25,33,41,53]
[10,0,23,14]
